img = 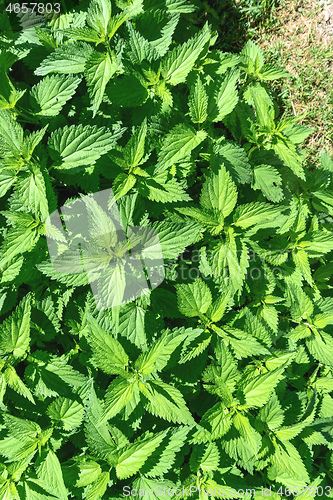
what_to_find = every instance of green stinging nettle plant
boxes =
[0,0,333,498]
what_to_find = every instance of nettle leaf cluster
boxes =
[0,0,333,498]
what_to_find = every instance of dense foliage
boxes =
[0,0,333,498]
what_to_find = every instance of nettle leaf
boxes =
[3,364,35,403]
[258,391,284,430]
[247,82,275,129]
[154,124,207,173]
[116,430,167,479]
[14,165,50,220]
[86,314,129,375]
[135,10,179,58]
[126,22,156,63]
[47,395,85,431]
[152,220,201,259]
[200,163,238,217]
[211,141,252,184]
[117,302,146,349]
[206,68,239,122]
[141,426,189,477]
[290,286,314,322]
[87,0,112,36]
[84,50,118,115]
[252,164,284,202]
[62,26,103,43]
[269,440,310,485]
[35,42,94,76]
[124,118,147,168]
[106,75,149,107]
[240,364,287,408]
[320,150,333,171]
[240,40,265,75]
[0,169,17,197]
[139,379,195,424]
[272,138,306,180]
[161,24,210,85]
[48,124,118,170]
[233,202,282,229]
[145,0,196,13]
[113,172,137,200]
[0,213,40,267]
[85,386,117,458]
[21,126,48,161]
[283,123,313,144]
[29,74,81,117]
[138,170,190,203]
[0,109,24,157]
[85,471,110,500]
[47,380,91,431]
[306,331,333,367]
[292,248,313,285]
[176,278,212,318]
[188,75,208,124]
[0,294,31,359]
[25,353,87,399]
[258,63,290,81]
[35,451,68,500]
[101,377,137,422]
[134,329,187,375]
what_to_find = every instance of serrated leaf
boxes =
[258,63,290,81]
[307,331,333,367]
[151,220,201,259]
[113,173,137,201]
[47,396,84,431]
[35,42,93,76]
[141,426,189,477]
[207,69,239,122]
[14,165,50,220]
[134,329,187,375]
[86,315,129,375]
[176,278,212,318]
[101,377,137,422]
[85,386,117,458]
[272,138,305,180]
[0,109,23,157]
[85,50,118,115]
[292,248,313,285]
[155,124,207,173]
[86,471,110,500]
[87,0,112,36]
[0,294,31,359]
[233,202,282,229]
[106,75,149,107]
[252,164,283,202]
[188,75,208,124]
[161,25,210,85]
[35,451,68,500]
[200,163,238,217]
[48,124,116,170]
[30,74,81,117]
[116,431,167,479]
[124,119,147,168]
[140,379,194,424]
[241,365,286,408]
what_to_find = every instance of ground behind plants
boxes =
[215,0,333,166]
